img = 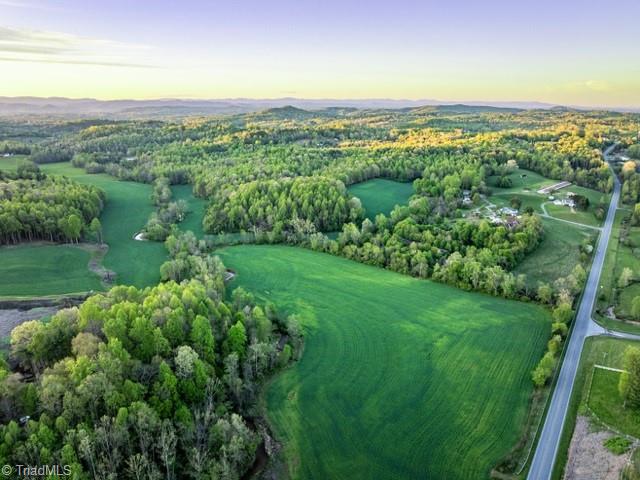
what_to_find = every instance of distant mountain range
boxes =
[0,96,637,118]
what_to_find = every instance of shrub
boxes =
[604,436,632,455]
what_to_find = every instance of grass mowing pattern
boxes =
[348,178,413,219]
[0,244,101,296]
[217,245,551,479]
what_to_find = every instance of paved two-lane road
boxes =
[527,144,621,480]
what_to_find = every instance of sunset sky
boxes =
[1,0,639,107]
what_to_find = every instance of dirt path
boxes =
[75,242,116,288]
[540,202,601,231]
[564,416,633,480]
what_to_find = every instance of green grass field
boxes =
[0,154,30,172]
[618,283,640,319]
[487,168,553,193]
[39,162,167,287]
[597,209,640,325]
[217,245,550,479]
[171,184,207,237]
[0,163,208,296]
[599,210,627,308]
[0,244,102,296]
[588,368,640,438]
[514,218,595,287]
[348,178,414,219]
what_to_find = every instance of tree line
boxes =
[144,178,189,241]
[203,177,364,234]
[0,166,104,245]
[0,233,302,479]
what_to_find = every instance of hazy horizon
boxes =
[1,0,639,107]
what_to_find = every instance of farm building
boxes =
[537,181,571,195]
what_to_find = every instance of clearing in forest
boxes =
[217,245,550,479]
[0,163,207,297]
[171,184,207,237]
[39,162,167,287]
[348,178,414,219]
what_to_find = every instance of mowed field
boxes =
[348,178,414,219]
[0,163,163,293]
[580,337,640,437]
[39,162,167,287]
[554,336,640,477]
[0,244,102,296]
[217,245,551,479]
[514,217,595,287]
[0,163,208,296]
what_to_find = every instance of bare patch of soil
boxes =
[565,416,633,480]
[0,306,61,338]
[76,242,116,287]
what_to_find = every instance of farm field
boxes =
[348,178,413,219]
[0,244,102,297]
[513,218,595,287]
[217,245,551,479]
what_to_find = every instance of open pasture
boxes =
[39,162,166,287]
[514,218,595,287]
[348,178,414,219]
[218,245,550,479]
[0,163,208,296]
[0,244,102,297]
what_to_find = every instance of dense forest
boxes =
[12,108,637,196]
[1,106,639,479]
[0,235,302,479]
[1,107,638,295]
[203,176,363,234]
[0,165,104,244]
